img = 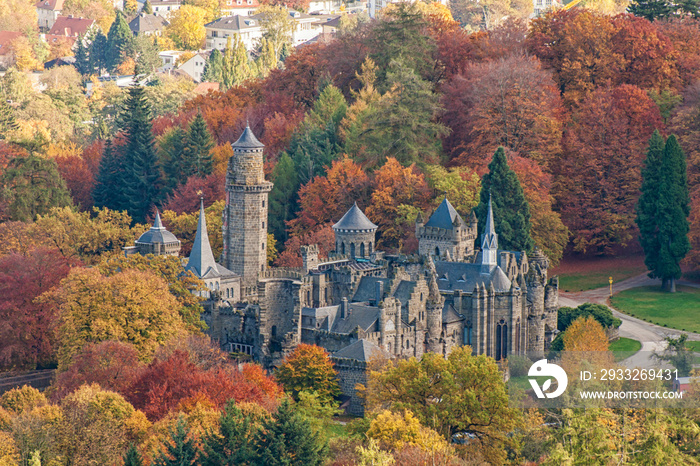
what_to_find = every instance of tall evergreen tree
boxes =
[269,153,298,244]
[159,125,187,193]
[92,138,124,210]
[133,34,161,75]
[628,0,672,21]
[255,400,327,466]
[119,85,162,223]
[183,112,214,177]
[106,11,134,71]
[222,35,251,89]
[74,34,91,75]
[91,31,108,75]
[656,135,690,292]
[123,444,144,466]
[142,0,153,13]
[200,402,258,465]
[153,416,200,466]
[0,98,19,138]
[636,130,665,283]
[475,147,534,253]
[202,48,223,83]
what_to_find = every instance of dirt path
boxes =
[559,273,700,368]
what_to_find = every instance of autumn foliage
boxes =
[275,344,341,404]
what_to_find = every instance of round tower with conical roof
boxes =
[222,125,273,296]
[332,202,378,259]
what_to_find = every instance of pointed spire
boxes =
[153,210,164,229]
[481,194,498,272]
[186,197,219,278]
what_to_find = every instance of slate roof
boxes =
[136,212,180,245]
[352,276,390,302]
[232,124,264,149]
[48,16,95,37]
[205,15,261,31]
[35,0,64,10]
[393,280,416,306]
[433,260,511,292]
[186,199,237,280]
[331,304,379,334]
[129,13,169,34]
[302,305,339,331]
[425,198,463,230]
[333,202,378,231]
[490,266,512,291]
[333,339,390,362]
[442,303,464,324]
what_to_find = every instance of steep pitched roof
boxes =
[0,32,22,55]
[481,195,498,250]
[48,16,95,37]
[35,0,64,10]
[232,123,264,149]
[424,198,463,230]
[136,211,180,245]
[129,12,169,34]
[331,304,379,334]
[332,202,378,231]
[333,339,390,362]
[186,199,220,278]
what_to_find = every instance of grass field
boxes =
[610,286,700,333]
[686,341,700,352]
[608,337,642,361]
[553,255,647,292]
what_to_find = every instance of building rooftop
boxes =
[35,0,64,10]
[424,197,463,230]
[232,124,264,149]
[333,202,378,231]
[136,212,180,245]
[333,339,390,362]
[48,16,95,37]
[129,12,169,34]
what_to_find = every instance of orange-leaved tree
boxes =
[275,344,341,404]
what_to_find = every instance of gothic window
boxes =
[262,242,265,250]
[360,243,365,257]
[350,243,355,258]
[306,290,310,304]
[262,221,265,228]
[271,325,277,338]
[369,241,373,253]
[435,246,440,257]
[515,319,521,353]
[262,200,265,207]
[341,242,345,254]
[495,321,508,361]
[464,323,472,346]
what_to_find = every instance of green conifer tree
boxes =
[106,11,134,72]
[143,0,153,14]
[656,135,690,292]
[153,416,200,466]
[74,34,92,75]
[636,130,665,282]
[159,125,187,193]
[119,85,162,223]
[475,147,534,253]
[200,402,258,465]
[91,31,108,75]
[93,138,124,210]
[0,98,19,138]
[628,0,671,20]
[222,35,251,89]
[255,400,327,466]
[123,444,144,466]
[183,111,214,177]
[202,48,224,83]
[269,152,298,244]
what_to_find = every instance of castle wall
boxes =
[333,358,371,416]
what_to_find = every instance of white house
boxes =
[35,0,64,31]
[308,0,343,13]
[158,50,185,71]
[178,52,208,82]
[147,0,182,17]
[220,0,260,17]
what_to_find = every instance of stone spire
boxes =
[186,197,218,278]
[153,210,164,229]
[481,195,498,272]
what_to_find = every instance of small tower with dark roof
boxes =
[416,198,476,261]
[332,202,378,259]
[222,124,273,296]
[481,195,498,273]
[125,211,181,256]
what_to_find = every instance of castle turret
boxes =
[481,195,498,273]
[127,211,181,256]
[417,197,476,261]
[332,202,377,259]
[222,125,273,295]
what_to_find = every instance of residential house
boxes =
[220,0,260,17]
[0,32,22,70]
[48,16,96,39]
[129,12,169,36]
[146,0,182,17]
[308,0,342,13]
[36,0,64,32]
[158,50,185,71]
[178,52,208,82]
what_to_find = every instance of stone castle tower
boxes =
[222,125,273,297]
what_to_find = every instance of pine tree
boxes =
[475,147,534,253]
[656,135,690,292]
[106,10,134,72]
[92,138,124,210]
[628,0,671,21]
[202,48,223,83]
[255,400,327,466]
[91,31,108,75]
[143,0,153,14]
[636,130,665,283]
[119,85,162,223]
[269,152,298,244]
[74,34,91,75]
[153,416,200,466]
[200,402,258,465]
[159,125,187,193]
[183,111,214,177]
[123,444,144,466]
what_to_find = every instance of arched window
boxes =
[369,242,373,253]
[435,246,440,257]
[350,243,355,258]
[464,322,472,346]
[495,320,508,361]
[271,325,277,338]
[341,242,345,254]
[360,242,365,257]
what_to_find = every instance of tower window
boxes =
[262,200,265,207]
[262,221,265,228]
[262,242,265,250]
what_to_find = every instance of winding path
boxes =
[559,274,700,368]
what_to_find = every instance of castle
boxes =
[131,126,559,414]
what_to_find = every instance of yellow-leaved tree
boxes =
[166,5,207,50]
[562,315,613,376]
[366,409,453,457]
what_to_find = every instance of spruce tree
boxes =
[475,147,534,253]
[202,48,224,83]
[74,34,91,75]
[159,125,187,193]
[656,135,690,292]
[636,130,665,283]
[120,85,162,223]
[200,402,258,465]
[183,112,214,177]
[269,152,298,244]
[143,0,153,14]
[106,11,134,72]
[153,416,200,466]
[255,400,328,466]
[93,138,124,210]
[91,31,108,75]
[628,0,671,21]
[123,444,144,466]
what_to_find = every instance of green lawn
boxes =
[686,341,700,352]
[610,286,700,333]
[558,265,647,292]
[608,337,642,361]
